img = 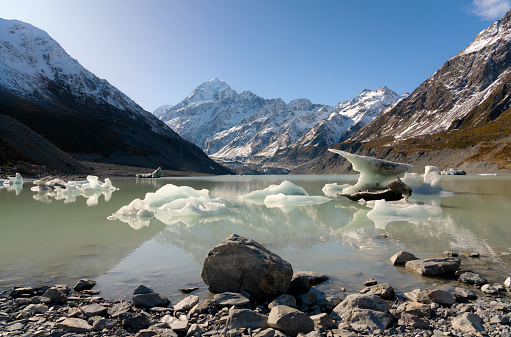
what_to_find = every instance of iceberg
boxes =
[322,183,351,197]
[144,184,209,207]
[413,166,454,195]
[264,193,331,209]
[8,173,23,184]
[367,199,430,229]
[328,149,413,195]
[240,180,308,205]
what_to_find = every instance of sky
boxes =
[1,0,510,112]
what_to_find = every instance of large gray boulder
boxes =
[267,305,314,337]
[201,234,293,299]
[226,309,269,330]
[330,294,390,322]
[405,257,460,276]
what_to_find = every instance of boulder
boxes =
[398,312,430,329]
[390,251,418,265]
[42,287,67,304]
[119,311,151,329]
[481,284,499,295]
[452,312,484,333]
[310,313,335,330]
[404,289,455,306]
[359,283,395,300]
[174,295,199,312]
[454,287,477,300]
[56,318,93,333]
[132,285,170,308]
[269,294,297,309]
[458,272,488,286]
[201,234,293,299]
[396,302,431,317]
[349,308,393,331]
[254,328,288,337]
[505,277,511,288]
[213,292,250,307]
[288,275,311,295]
[81,303,107,317]
[330,294,390,322]
[405,257,460,276]
[73,279,97,291]
[292,271,329,285]
[226,309,269,330]
[268,305,314,337]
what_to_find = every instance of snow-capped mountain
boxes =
[0,18,231,174]
[348,9,511,144]
[157,78,405,167]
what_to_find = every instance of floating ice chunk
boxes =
[144,184,209,207]
[322,183,351,197]
[115,198,154,218]
[8,173,23,184]
[401,172,419,187]
[264,193,331,209]
[241,180,308,205]
[413,166,454,195]
[367,199,430,229]
[109,198,155,229]
[328,150,413,194]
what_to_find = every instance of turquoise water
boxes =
[0,175,510,302]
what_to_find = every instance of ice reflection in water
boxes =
[0,175,510,302]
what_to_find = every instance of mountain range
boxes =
[156,79,407,173]
[0,18,231,175]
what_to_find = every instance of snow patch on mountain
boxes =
[157,79,406,164]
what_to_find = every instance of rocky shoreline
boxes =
[1,236,510,337]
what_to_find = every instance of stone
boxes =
[9,287,37,298]
[390,251,418,265]
[169,316,189,332]
[21,304,48,318]
[458,272,488,286]
[187,323,202,337]
[359,283,395,300]
[73,278,97,291]
[452,312,484,333]
[443,251,458,257]
[92,318,117,331]
[364,277,377,286]
[201,234,293,299]
[178,287,199,294]
[297,292,317,306]
[56,318,93,333]
[132,285,170,308]
[288,275,311,295]
[136,329,158,337]
[188,298,217,316]
[481,284,499,295]
[349,308,393,331]
[405,257,461,276]
[81,303,107,317]
[268,305,314,337]
[330,294,390,322]
[42,287,67,304]
[269,294,297,309]
[174,295,199,312]
[292,271,329,286]
[413,289,455,306]
[396,301,431,317]
[226,309,269,330]
[310,313,335,330]
[398,312,430,329]
[254,328,288,337]
[119,311,151,329]
[214,292,250,307]
[107,301,132,318]
[504,276,511,287]
[454,287,477,300]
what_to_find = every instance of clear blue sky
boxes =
[1,0,509,111]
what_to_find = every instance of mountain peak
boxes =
[183,77,236,105]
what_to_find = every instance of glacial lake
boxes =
[1,174,510,302]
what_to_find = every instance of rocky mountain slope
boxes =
[306,9,511,175]
[157,78,406,171]
[0,18,231,175]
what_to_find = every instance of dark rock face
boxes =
[201,234,293,299]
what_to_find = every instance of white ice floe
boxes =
[264,193,331,209]
[144,184,210,207]
[328,149,413,194]
[8,173,23,184]
[367,199,430,229]
[240,180,308,205]
[413,166,454,195]
[322,183,351,197]
[401,172,420,187]
[110,183,233,228]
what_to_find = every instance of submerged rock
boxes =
[201,234,293,299]
[405,257,461,276]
